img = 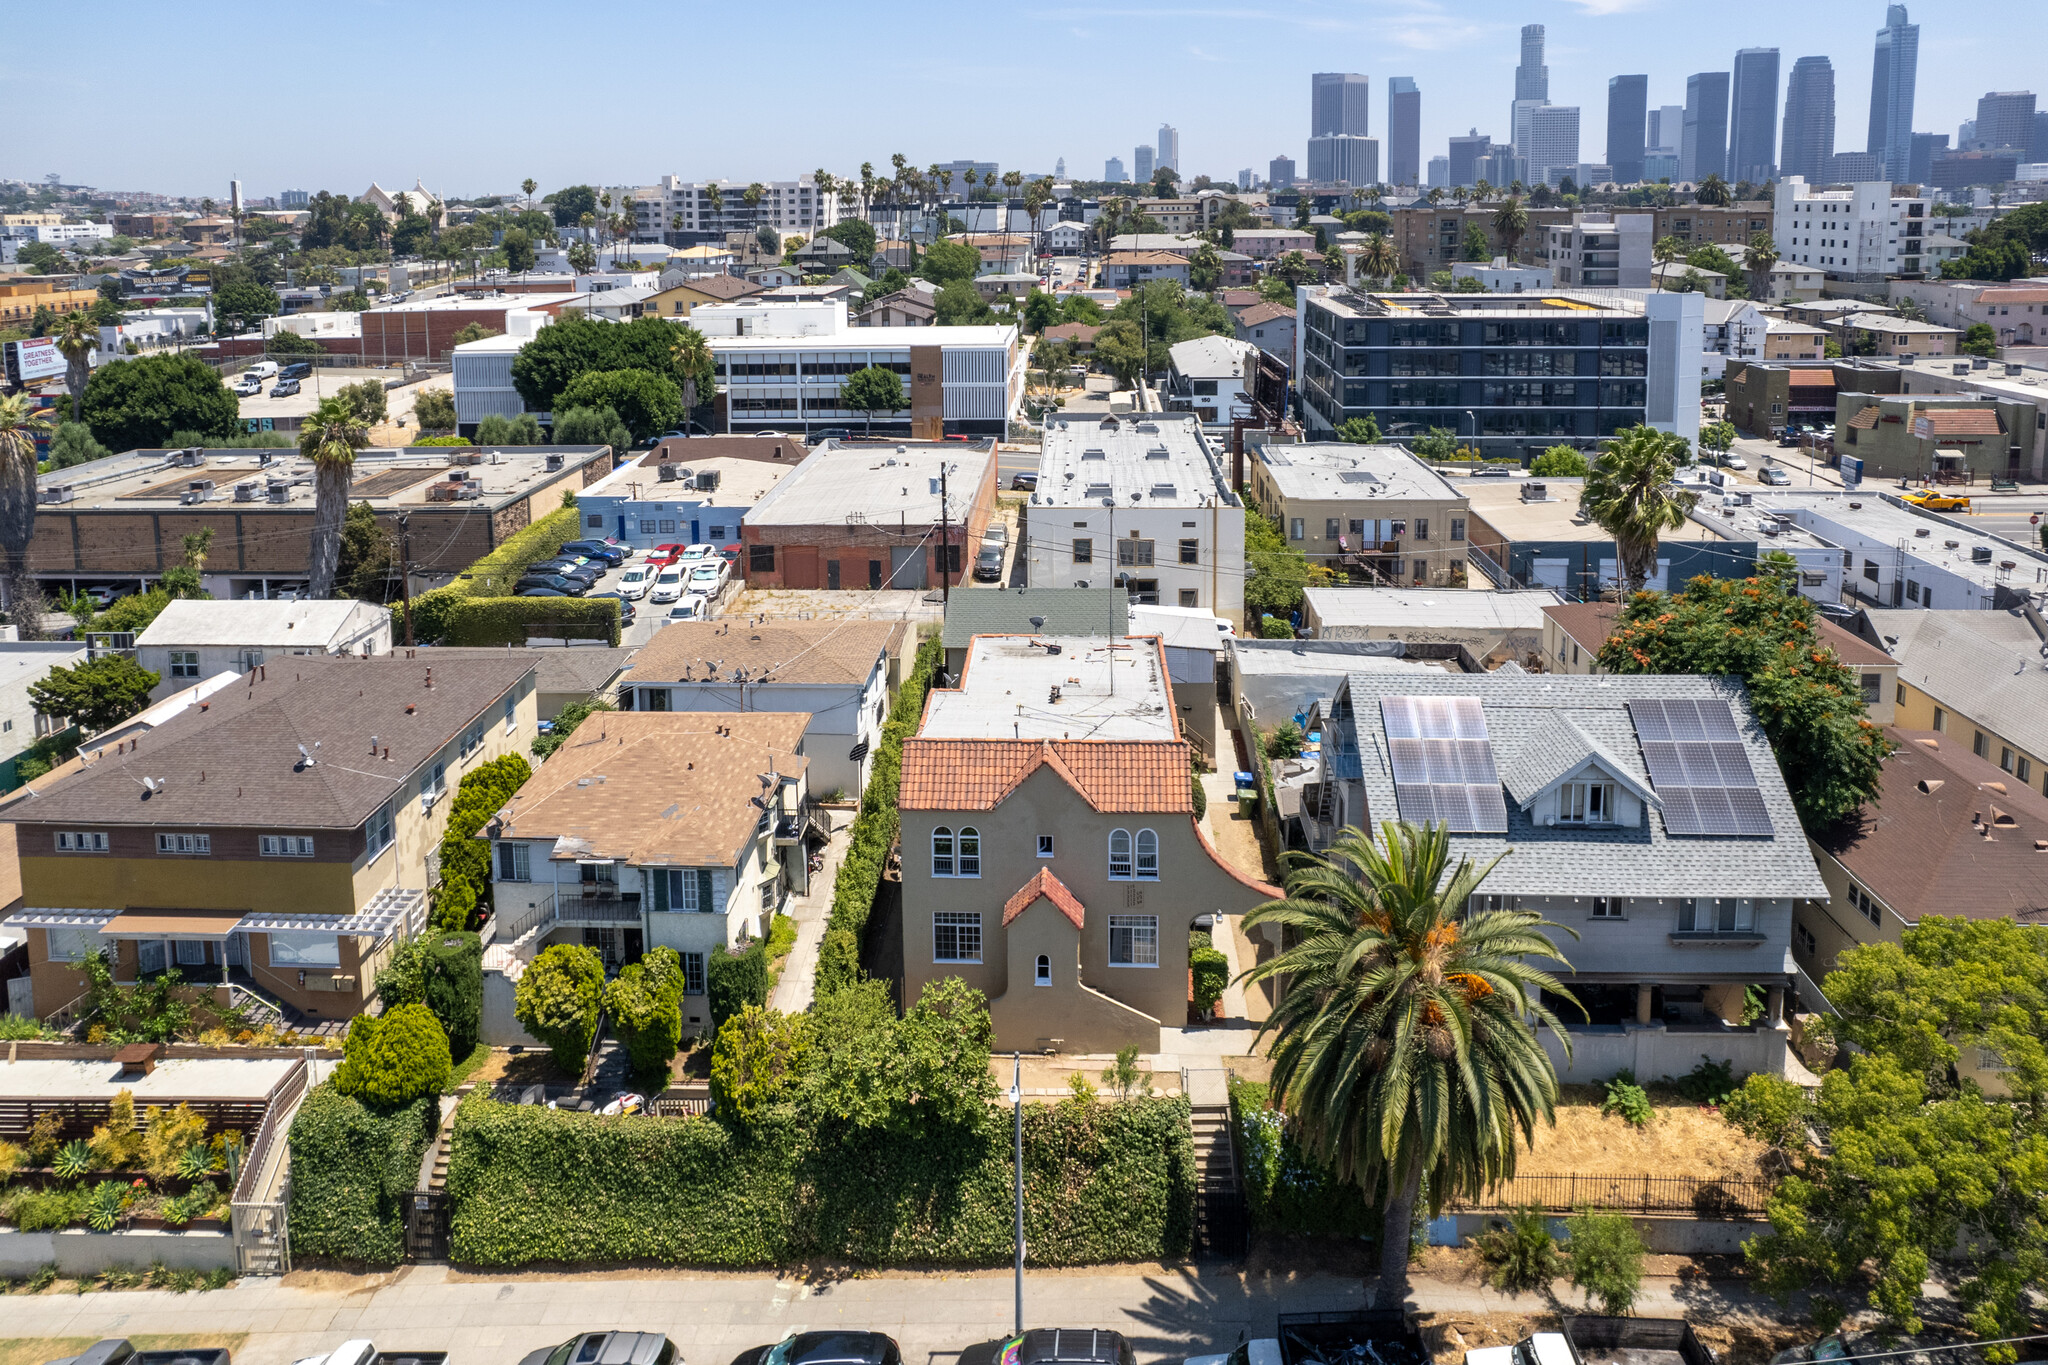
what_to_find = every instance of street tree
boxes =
[80,352,238,452]
[52,312,97,423]
[299,396,369,598]
[839,365,906,435]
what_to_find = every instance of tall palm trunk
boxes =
[1377,1161,1424,1304]
[308,460,350,598]
[67,356,88,423]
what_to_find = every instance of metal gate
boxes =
[231,1198,289,1274]
[888,545,927,588]
[405,1190,450,1261]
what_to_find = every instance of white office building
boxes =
[1774,177,1935,283]
[1025,414,1247,624]
[630,176,850,242]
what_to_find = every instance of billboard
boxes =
[4,338,66,384]
[1840,455,1863,486]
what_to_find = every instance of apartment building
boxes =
[1245,442,1469,586]
[631,175,848,244]
[1024,414,1247,623]
[133,600,392,702]
[1774,177,1933,282]
[1867,608,2048,799]
[1543,213,1652,288]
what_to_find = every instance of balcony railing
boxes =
[556,893,643,926]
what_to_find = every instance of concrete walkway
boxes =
[767,812,852,1014]
[0,1263,1814,1365]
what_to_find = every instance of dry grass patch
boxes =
[1519,1084,1768,1180]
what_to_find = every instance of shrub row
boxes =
[815,635,940,996]
[396,504,584,642]
[444,1090,1194,1267]
[1228,1077,1372,1239]
[443,595,620,648]
[286,1086,438,1265]
[435,753,531,932]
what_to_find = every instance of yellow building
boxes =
[646,271,764,318]
[0,282,99,327]
[1870,607,2047,797]
[1246,441,1471,587]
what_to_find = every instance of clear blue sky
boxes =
[3,0,2033,199]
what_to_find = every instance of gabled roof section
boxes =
[1003,867,1086,929]
[1497,709,1661,811]
[899,738,1193,812]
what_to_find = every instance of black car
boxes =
[514,574,586,595]
[530,559,603,583]
[959,1332,1133,1365]
[279,361,313,379]
[973,545,1005,582]
[811,427,851,443]
[519,1334,676,1365]
[517,586,569,597]
[586,590,636,625]
[1010,472,1039,491]
[271,377,302,397]
[729,1332,901,1365]
[561,539,627,566]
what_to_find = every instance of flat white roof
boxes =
[583,455,794,505]
[1304,586,1565,631]
[0,1055,296,1101]
[708,325,1017,351]
[372,292,582,313]
[1256,442,1464,503]
[134,598,376,649]
[1745,489,2048,594]
[1128,604,1234,652]
[744,441,997,527]
[921,635,1179,742]
[1033,414,1235,509]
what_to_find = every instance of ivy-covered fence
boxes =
[1229,1077,1373,1239]
[397,505,616,646]
[445,1090,1195,1267]
[285,1086,439,1265]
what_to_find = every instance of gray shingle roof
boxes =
[1333,672,1826,899]
[942,589,1129,650]
[1495,709,1657,811]
[1867,609,2048,761]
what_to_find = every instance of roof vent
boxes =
[1916,778,1943,794]
[1914,527,1930,537]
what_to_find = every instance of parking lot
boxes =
[233,367,447,429]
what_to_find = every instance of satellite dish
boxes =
[1029,616,1046,629]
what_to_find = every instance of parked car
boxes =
[292,1341,446,1365]
[983,524,1008,549]
[647,542,690,567]
[48,1341,232,1365]
[83,586,116,607]
[232,375,264,397]
[585,591,636,625]
[973,545,1005,582]
[717,543,743,567]
[1010,472,1039,491]
[244,361,279,380]
[811,428,852,443]
[1903,489,1971,511]
[271,377,302,397]
[530,560,602,585]
[516,1334,675,1365]
[517,586,569,597]
[616,566,654,600]
[1720,453,1748,469]
[729,1332,901,1365]
[1770,1334,1980,1365]
[665,594,711,622]
[686,561,728,595]
[279,361,313,380]
[561,539,627,566]
[677,542,718,565]
[1759,466,1793,486]
[649,568,688,603]
[514,574,586,596]
[963,1331,1135,1365]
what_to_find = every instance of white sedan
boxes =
[664,594,711,623]
[615,566,654,601]
[648,567,687,603]
[687,561,729,596]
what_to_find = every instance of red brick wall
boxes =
[358,298,577,363]
[739,452,998,590]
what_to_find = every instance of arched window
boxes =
[1135,829,1159,879]
[958,826,981,877]
[1035,954,1052,986]
[1109,829,1132,879]
[932,826,955,877]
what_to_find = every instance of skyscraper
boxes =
[1308,137,1379,187]
[1974,92,2037,152]
[1055,157,1066,179]
[1311,73,1371,138]
[1516,25,1548,104]
[1388,77,1421,186]
[1681,72,1731,183]
[1648,105,1685,153]
[1237,168,1253,190]
[1606,75,1648,184]
[1157,124,1180,172]
[1528,106,1582,185]
[1269,155,1296,188]
[1135,145,1155,182]
[1728,48,1781,183]
[1779,56,1836,183]
[1866,4,1919,181]
[1105,156,1127,183]
[1448,131,1492,189]
[1907,132,1946,185]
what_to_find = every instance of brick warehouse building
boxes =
[357,292,586,364]
[739,440,997,591]
[23,445,613,603]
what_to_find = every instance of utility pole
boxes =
[397,513,415,647]
[1011,1051,1024,1337]
[939,460,951,606]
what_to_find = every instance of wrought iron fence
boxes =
[1452,1171,1774,1219]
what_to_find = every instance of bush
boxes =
[1602,1074,1653,1127]
[1564,1208,1646,1314]
[1264,722,1304,759]
[337,379,388,425]
[1667,1056,1738,1105]
[434,754,532,932]
[286,1086,438,1265]
[708,941,770,1033]
[709,1006,812,1124]
[1259,615,1295,639]
[412,388,457,432]
[1530,445,1589,477]
[558,369,682,442]
[515,943,605,1074]
[553,403,632,454]
[422,931,484,1059]
[1229,1078,1373,1238]
[332,1004,453,1106]
[1474,1206,1562,1292]
[412,434,470,447]
[1719,1072,1811,1152]
[606,949,684,1085]
[443,595,620,647]
[1189,931,1227,1016]
[396,504,584,641]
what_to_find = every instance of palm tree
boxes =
[1743,231,1778,300]
[1243,821,1576,1306]
[1651,234,1685,290]
[1694,173,1731,207]
[670,326,712,422]
[703,183,724,229]
[1473,179,1493,204]
[0,393,53,635]
[859,162,878,221]
[1579,425,1699,595]
[1427,187,1445,208]
[300,396,368,599]
[521,178,537,214]
[1360,231,1397,285]
[1492,196,1530,263]
[52,313,97,423]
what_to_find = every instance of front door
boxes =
[624,928,644,962]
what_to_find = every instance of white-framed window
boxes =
[422,761,447,810]
[1559,782,1615,824]
[649,866,712,912]
[365,801,395,859]
[169,650,200,679]
[1109,914,1159,966]
[267,931,340,967]
[760,878,777,911]
[680,950,706,994]
[55,831,108,852]
[156,832,211,855]
[1035,954,1052,985]
[1037,835,1055,858]
[497,843,531,882]
[458,720,485,757]
[175,939,207,966]
[44,925,98,962]
[955,826,980,877]
[504,693,518,733]
[1134,828,1159,879]
[1590,896,1622,919]
[1109,828,1133,878]
[1846,882,1881,926]
[934,911,983,963]
[932,826,957,876]
[1680,897,1754,933]
[260,834,315,857]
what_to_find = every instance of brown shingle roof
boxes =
[1003,867,1085,928]
[1043,323,1101,344]
[1544,600,1893,667]
[496,711,810,867]
[1103,251,1191,266]
[1818,729,2048,923]
[625,620,900,688]
[4,655,534,830]
[641,434,807,467]
[1218,290,1261,309]
[899,738,1194,812]
[1915,407,2003,437]
[1236,302,1294,327]
[673,274,763,301]
[1845,406,1880,429]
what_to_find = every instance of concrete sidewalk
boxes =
[0,1264,1812,1365]
[767,813,851,1014]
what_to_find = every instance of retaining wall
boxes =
[0,1226,236,1275]
[1427,1211,1763,1255]
[1541,1022,1791,1084]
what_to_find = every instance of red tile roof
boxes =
[1786,370,1838,388]
[1915,407,2003,437]
[1845,407,1880,429]
[1003,867,1086,928]
[1193,817,1283,899]
[899,738,1194,812]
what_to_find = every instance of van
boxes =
[244,361,279,380]
[279,361,313,380]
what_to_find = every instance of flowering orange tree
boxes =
[1596,573,1892,831]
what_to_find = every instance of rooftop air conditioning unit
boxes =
[695,469,720,491]
[449,451,482,466]
[1521,481,1548,502]
[234,480,258,502]
[187,479,214,496]
[38,485,74,505]
[267,484,290,504]
[544,453,565,471]
[1972,545,1992,563]
[454,481,481,501]
[657,462,681,482]
[179,490,206,505]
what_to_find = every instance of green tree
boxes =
[1188,241,1223,292]
[550,404,631,453]
[412,388,456,433]
[331,289,372,312]
[546,185,597,228]
[1961,323,1997,358]
[709,1004,812,1125]
[81,353,239,452]
[1094,319,1147,386]
[1244,508,1313,620]
[1743,232,1779,299]
[0,393,53,638]
[529,697,613,758]
[1409,426,1460,461]
[448,322,501,349]
[514,943,605,1075]
[1243,821,1576,1303]
[1272,251,1314,287]
[1337,415,1382,444]
[1022,289,1060,333]
[934,280,991,325]
[1565,1209,1646,1314]
[500,227,535,274]
[28,655,161,734]
[214,279,281,331]
[1694,173,1732,207]
[52,313,98,424]
[1529,445,1588,476]
[46,421,110,470]
[839,365,906,434]
[1596,572,1891,831]
[800,977,997,1135]
[334,500,394,600]
[337,378,388,425]
[1359,231,1397,284]
[1491,196,1530,261]
[1697,420,1736,457]
[669,324,714,422]
[1577,425,1697,594]
[818,218,878,264]
[917,239,980,286]
[557,368,681,442]
[332,1004,452,1106]
[300,396,369,598]
[1461,222,1491,261]
[604,950,684,1086]
[565,242,597,274]
[1651,235,1685,288]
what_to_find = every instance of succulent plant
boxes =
[177,1143,214,1180]
[84,1180,126,1232]
[53,1139,92,1180]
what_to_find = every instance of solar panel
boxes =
[1626,699,1773,837]
[1381,696,1507,833]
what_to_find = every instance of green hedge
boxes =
[395,504,586,642]
[445,1091,1193,1267]
[816,635,939,996]
[442,595,620,647]
[1229,1077,1372,1239]
[708,940,769,1031]
[286,1086,439,1265]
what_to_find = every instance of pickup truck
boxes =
[1466,1316,1714,1365]
[48,1343,232,1365]
[288,1341,448,1365]
[1901,490,1971,512]
[1190,1309,1428,1365]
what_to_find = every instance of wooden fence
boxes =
[1452,1171,1775,1220]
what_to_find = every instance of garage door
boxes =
[1531,558,1570,590]
[888,545,927,589]
[783,546,821,589]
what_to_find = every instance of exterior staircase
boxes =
[1185,1069,1246,1257]
[404,1095,460,1262]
